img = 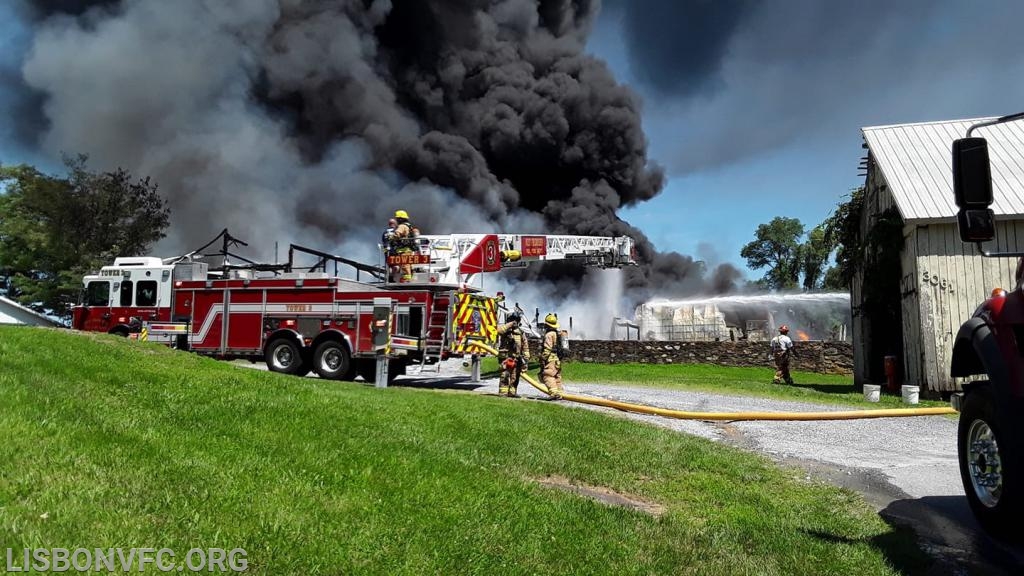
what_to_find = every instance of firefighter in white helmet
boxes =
[496,311,529,397]
[387,209,419,282]
[770,325,795,385]
[382,217,399,280]
[540,312,565,399]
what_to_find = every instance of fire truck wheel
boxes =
[265,338,306,376]
[958,384,1023,541]
[313,341,351,381]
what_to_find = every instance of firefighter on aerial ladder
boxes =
[496,312,530,397]
[387,210,419,283]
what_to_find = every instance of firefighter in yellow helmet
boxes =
[387,209,419,282]
[496,312,529,397]
[540,312,565,399]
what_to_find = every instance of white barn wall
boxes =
[913,221,1024,391]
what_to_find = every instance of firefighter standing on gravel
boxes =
[496,312,529,397]
[540,313,565,399]
[770,325,795,385]
[387,210,419,283]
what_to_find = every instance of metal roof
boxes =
[0,295,64,327]
[862,117,1024,222]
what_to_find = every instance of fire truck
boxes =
[949,112,1024,540]
[70,229,634,383]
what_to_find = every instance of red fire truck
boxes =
[949,113,1024,539]
[71,230,634,382]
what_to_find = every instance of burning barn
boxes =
[634,294,850,343]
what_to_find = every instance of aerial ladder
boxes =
[385,233,635,287]
[381,233,636,372]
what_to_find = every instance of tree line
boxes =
[0,157,169,319]
[740,187,863,291]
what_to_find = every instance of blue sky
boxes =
[586,0,1024,278]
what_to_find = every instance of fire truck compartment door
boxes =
[372,298,392,351]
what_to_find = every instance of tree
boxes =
[821,187,865,289]
[740,217,804,290]
[0,156,169,319]
[800,224,833,291]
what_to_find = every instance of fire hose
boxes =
[469,343,956,421]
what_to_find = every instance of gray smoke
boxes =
[11,0,741,298]
[603,0,756,98]
[603,0,1024,174]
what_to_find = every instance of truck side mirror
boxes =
[952,137,995,243]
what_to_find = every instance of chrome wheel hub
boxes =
[273,345,294,369]
[966,419,1002,508]
[322,348,342,371]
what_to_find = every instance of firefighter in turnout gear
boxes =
[382,218,399,281]
[496,312,530,397]
[387,210,418,282]
[770,325,795,385]
[540,313,565,399]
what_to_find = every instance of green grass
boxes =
[0,326,930,574]
[478,357,948,409]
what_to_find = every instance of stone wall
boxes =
[539,340,853,375]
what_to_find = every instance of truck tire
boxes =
[265,338,307,377]
[313,340,352,381]
[957,384,1023,540]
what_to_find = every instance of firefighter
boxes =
[387,210,418,283]
[770,325,795,385]
[540,312,565,399]
[382,218,399,281]
[496,312,530,397]
[382,218,397,248]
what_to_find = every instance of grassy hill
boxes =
[0,326,927,574]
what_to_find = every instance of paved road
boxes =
[397,362,1024,575]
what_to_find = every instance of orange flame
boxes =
[796,330,810,341]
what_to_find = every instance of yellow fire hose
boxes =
[467,343,956,421]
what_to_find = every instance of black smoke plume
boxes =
[11,0,741,300]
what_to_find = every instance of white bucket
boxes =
[901,385,920,405]
[863,384,881,403]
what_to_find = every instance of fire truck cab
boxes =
[948,113,1024,540]
[73,257,180,336]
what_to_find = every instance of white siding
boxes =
[913,222,1024,391]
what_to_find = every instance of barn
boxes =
[855,117,1024,393]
